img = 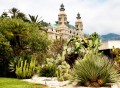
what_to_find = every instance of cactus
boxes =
[111,47,120,69]
[55,49,70,81]
[39,48,70,81]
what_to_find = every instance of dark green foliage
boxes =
[65,53,79,67]
[0,32,13,76]
[28,14,39,23]
[39,58,56,77]
[0,18,50,77]
[1,12,9,18]
[9,7,20,18]
[40,65,56,77]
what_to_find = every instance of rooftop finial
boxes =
[60,3,65,11]
[76,13,81,19]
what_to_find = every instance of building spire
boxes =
[59,3,65,11]
[76,13,81,19]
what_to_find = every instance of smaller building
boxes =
[99,40,120,50]
[99,40,120,59]
[46,4,83,40]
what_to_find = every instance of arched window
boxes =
[59,17,61,21]
[59,22,62,25]
[52,28,53,31]
[76,25,78,28]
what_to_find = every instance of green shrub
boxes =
[15,58,37,79]
[71,53,119,87]
[39,49,70,81]
[39,58,56,77]
[40,64,56,77]
[0,18,51,77]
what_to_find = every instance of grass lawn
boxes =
[0,77,47,88]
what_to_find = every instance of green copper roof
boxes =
[67,24,76,30]
[49,23,76,30]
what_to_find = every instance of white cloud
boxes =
[0,0,120,35]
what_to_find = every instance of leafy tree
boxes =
[0,8,29,22]
[0,18,50,76]
[0,8,49,31]
[16,12,29,22]
[0,33,12,76]
[17,12,25,19]
[1,12,9,18]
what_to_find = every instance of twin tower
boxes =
[47,4,83,39]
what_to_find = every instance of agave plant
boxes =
[71,53,119,87]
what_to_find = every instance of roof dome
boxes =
[59,3,65,11]
[76,13,81,19]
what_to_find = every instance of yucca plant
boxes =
[15,58,38,79]
[71,53,119,87]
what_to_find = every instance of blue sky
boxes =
[0,0,120,35]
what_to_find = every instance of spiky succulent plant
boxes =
[71,53,119,87]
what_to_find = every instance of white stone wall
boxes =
[47,26,83,40]
[108,40,120,49]
[99,40,120,50]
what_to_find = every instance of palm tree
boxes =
[39,20,49,27]
[17,12,25,19]
[9,7,20,18]
[1,12,9,18]
[17,12,30,22]
[28,14,49,32]
[28,14,41,23]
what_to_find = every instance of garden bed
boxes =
[21,75,120,88]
